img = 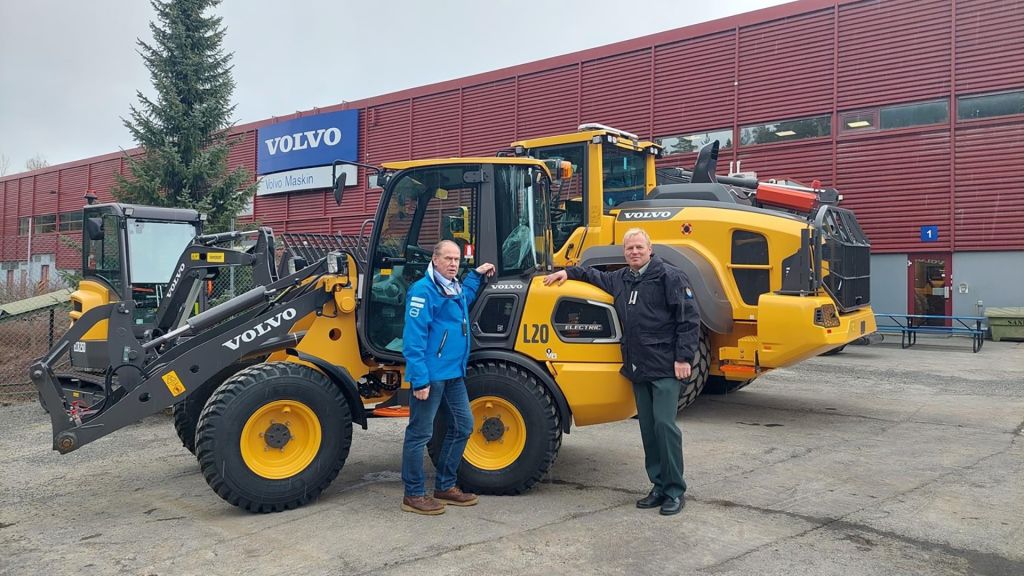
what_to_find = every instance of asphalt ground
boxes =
[2,335,1022,576]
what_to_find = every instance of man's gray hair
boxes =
[622,227,652,247]
[433,239,462,257]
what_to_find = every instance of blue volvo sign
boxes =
[257,110,359,175]
[920,225,939,242]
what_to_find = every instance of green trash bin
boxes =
[985,307,1024,342]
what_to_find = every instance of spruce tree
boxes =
[115,0,255,232]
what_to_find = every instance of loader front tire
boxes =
[677,328,711,412]
[429,361,561,495]
[195,362,352,513]
[173,360,261,455]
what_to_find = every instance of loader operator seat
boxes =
[371,265,408,306]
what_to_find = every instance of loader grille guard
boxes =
[278,224,371,274]
[779,204,871,313]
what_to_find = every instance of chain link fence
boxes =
[0,269,258,404]
[0,302,69,404]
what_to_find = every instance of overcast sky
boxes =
[0,0,787,175]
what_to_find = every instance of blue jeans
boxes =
[401,378,474,497]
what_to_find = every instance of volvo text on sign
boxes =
[257,110,359,175]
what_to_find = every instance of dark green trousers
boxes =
[632,377,686,498]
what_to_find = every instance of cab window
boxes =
[533,144,585,254]
[602,145,646,209]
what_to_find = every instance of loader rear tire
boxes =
[703,376,755,395]
[677,328,711,412]
[428,361,561,495]
[173,360,262,455]
[195,362,352,513]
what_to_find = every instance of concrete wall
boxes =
[952,251,1024,316]
[870,254,907,321]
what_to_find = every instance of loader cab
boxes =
[510,124,660,265]
[75,203,202,328]
[360,160,557,360]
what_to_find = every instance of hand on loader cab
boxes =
[475,262,496,277]
[542,270,568,286]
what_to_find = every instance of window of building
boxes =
[18,217,31,236]
[958,90,1024,121]
[879,99,948,129]
[58,210,83,232]
[739,115,830,146]
[840,109,879,132]
[656,128,733,156]
[33,214,57,234]
[841,99,950,133]
[731,230,770,306]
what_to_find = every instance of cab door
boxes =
[360,164,484,361]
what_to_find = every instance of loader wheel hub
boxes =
[480,416,506,442]
[263,422,292,449]
[240,400,322,480]
[465,396,527,470]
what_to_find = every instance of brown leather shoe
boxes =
[433,486,479,506]
[402,495,445,515]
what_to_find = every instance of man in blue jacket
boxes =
[401,240,495,515]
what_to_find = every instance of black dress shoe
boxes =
[636,489,666,509]
[659,495,685,515]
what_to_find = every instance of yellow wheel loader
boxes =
[511,124,876,405]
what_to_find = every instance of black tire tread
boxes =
[173,359,263,455]
[429,360,561,496]
[194,362,352,513]
[677,328,711,411]
[703,375,756,395]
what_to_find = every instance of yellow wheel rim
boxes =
[240,400,322,480]
[465,396,527,471]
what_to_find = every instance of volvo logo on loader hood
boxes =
[257,110,359,175]
[489,282,525,291]
[222,308,297,350]
[617,208,681,221]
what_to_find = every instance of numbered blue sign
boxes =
[920,225,939,242]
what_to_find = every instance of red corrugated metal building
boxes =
[2,0,1022,315]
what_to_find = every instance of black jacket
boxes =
[566,255,700,382]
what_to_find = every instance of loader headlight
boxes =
[287,257,307,275]
[326,251,345,274]
[813,304,841,328]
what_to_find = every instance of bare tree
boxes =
[0,152,10,176]
[25,154,49,171]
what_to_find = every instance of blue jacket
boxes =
[403,269,484,388]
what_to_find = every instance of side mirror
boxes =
[332,160,348,206]
[85,217,104,241]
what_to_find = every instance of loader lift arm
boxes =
[30,253,357,454]
[150,227,279,337]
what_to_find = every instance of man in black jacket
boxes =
[543,228,699,515]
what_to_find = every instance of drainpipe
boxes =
[26,216,33,286]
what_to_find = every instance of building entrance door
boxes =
[908,253,951,325]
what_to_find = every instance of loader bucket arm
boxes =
[30,255,353,454]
